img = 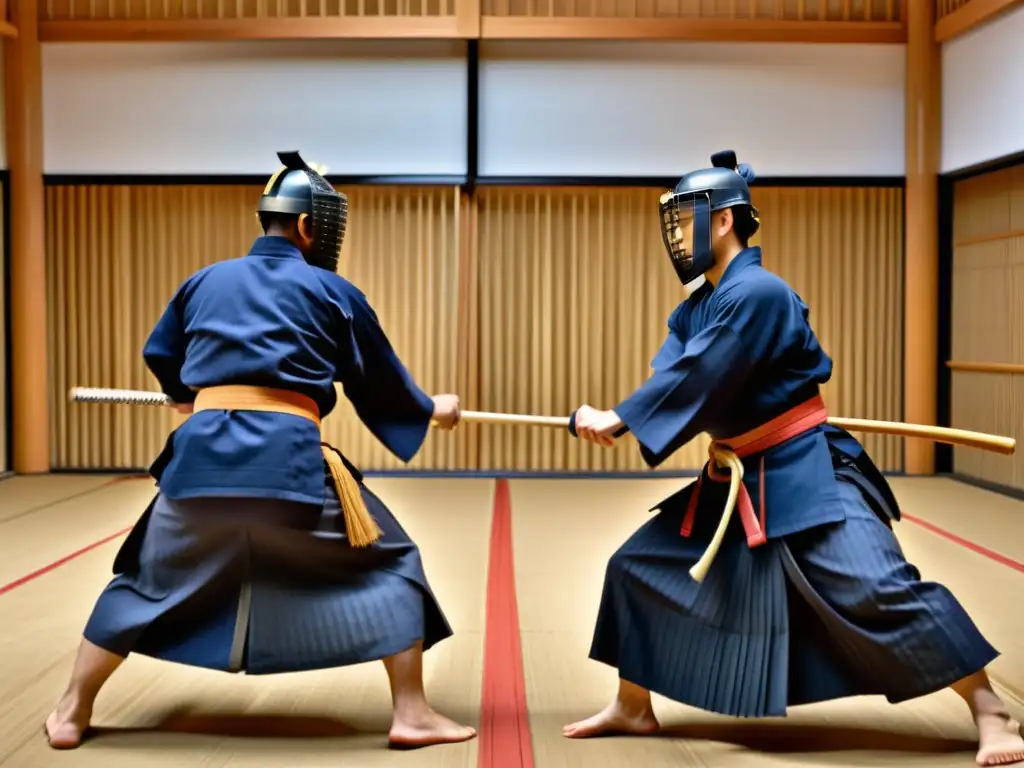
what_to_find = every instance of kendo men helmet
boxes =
[257,150,349,273]
[659,149,760,286]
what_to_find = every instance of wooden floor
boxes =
[1,473,1022,767]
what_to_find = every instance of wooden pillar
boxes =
[4,0,50,473]
[904,0,941,475]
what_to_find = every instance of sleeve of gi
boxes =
[334,285,437,463]
[612,277,797,467]
[142,281,195,405]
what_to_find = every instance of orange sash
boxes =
[192,385,381,547]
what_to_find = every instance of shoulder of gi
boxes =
[310,269,367,320]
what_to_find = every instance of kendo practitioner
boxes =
[563,151,1024,767]
[45,151,476,751]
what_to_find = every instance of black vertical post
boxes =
[465,39,479,193]
[935,174,954,474]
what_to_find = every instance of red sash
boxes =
[681,394,829,547]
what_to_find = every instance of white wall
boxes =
[479,41,906,178]
[39,38,905,179]
[42,40,468,175]
[942,5,1024,174]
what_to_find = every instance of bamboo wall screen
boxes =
[474,186,904,473]
[45,182,904,474]
[45,184,467,472]
[950,164,1024,492]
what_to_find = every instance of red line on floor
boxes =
[0,526,132,596]
[479,478,534,768]
[903,513,1024,575]
[0,475,149,596]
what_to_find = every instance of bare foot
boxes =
[388,708,477,749]
[975,714,1024,766]
[562,699,660,739]
[44,699,92,750]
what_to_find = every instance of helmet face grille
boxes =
[658,191,713,286]
[307,189,348,273]
[660,194,692,270]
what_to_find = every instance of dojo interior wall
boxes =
[475,41,906,179]
[41,42,470,177]
[45,182,905,474]
[472,185,904,473]
[39,39,906,475]
[949,162,1024,493]
[940,5,1024,175]
[45,184,472,473]
[40,41,907,179]
[941,5,1024,494]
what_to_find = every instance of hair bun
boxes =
[736,163,756,184]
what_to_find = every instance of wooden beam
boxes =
[480,17,906,42]
[947,361,1024,375]
[36,12,911,41]
[935,0,1022,41]
[904,0,941,475]
[39,16,461,42]
[3,0,49,473]
[0,0,16,36]
[455,0,481,37]
[955,227,1024,247]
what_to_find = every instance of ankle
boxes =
[614,695,653,718]
[392,694,431,720]
[975,710,1017,726]
[968,689,1011,720]
[53,697,92,723]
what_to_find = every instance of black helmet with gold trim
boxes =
[257,150,348,273]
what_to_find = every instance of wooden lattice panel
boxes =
[935,0,969,17]
[41,0,455,20]
[482,0,900,21]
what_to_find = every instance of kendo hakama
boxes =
[82,441,451,675]
[83,446,452,675]
[575,249,1000,719]
[584,418,999,718]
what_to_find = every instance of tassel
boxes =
[322,446,381,547]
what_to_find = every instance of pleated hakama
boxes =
[82,468,452,675]
[588,469,999,718]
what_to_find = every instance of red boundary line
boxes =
[902,513,1024,575]
[479,478,534,768]
[0,526,131,596]
[0,475,146,596]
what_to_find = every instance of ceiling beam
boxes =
[480,17,905,42]
[39,16,462,42]
[934,0,1021,40]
